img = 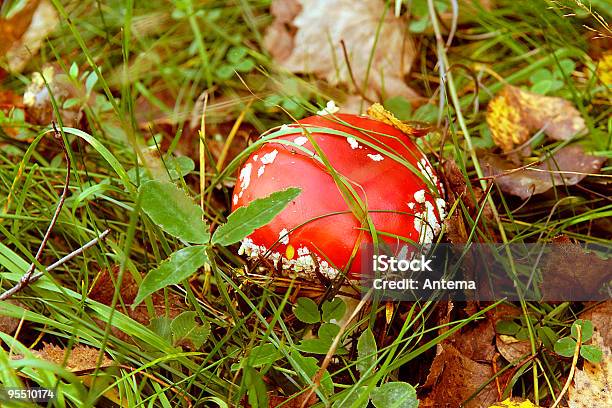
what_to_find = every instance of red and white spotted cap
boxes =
[232,108,446,279]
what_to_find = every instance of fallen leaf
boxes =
[496,335,531,363]
[33,343,114,374]
[482,145,606,200]
[0,300,26,335]
[366,103,432,137]
[539,236,612,301]
[486,88,529,153]
[568,331,612,408]
[421,344,499,408]
[488,398,542,408]
[1,0,59,73]
[265,0,419,101]
[486,86,586,152]
[88,266,185,342]
[597,52,612,86]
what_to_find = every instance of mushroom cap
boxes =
[232,113,446,279]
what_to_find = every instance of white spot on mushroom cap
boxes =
[253,154,259,161]
[239,163,252,194]
[260,149,278,165]
[347,137,359,149]
[279,228,289,245]
[294,136,308,146]
[317,100,339,115]
[257,165,265,177]
[367,153,384,162]
[408,202,415,209]
[233,195,238,205]
[414,189,426,203]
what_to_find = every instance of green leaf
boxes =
[322,298,346,323]
[69,62,79,79]
[571,320,593,342]
[408,17,428,33]
[496,320,521,336]
[294,297,320,324]
[580,345,603,364]
[134,246,208,305]
[357,328,377,375]
[62,97,81,110]
[370,382,418,408]
[290,350,333,396]
[556,59,576,76]
[85,70,98,94]
[247,344,281,368]
[216,65,234,79]
[529,68,552,84]
[332,386,369,408]
[537,326,559,350]
[227,46,248,63]
[296,338,334,354]
[171,311,211,349]
[318,323,340,340]
[554,337,577,357]
[212,187,301,246]
[244,366,269,408]
[531,79,552,94]
[148,317,173,343]
[516,327,530,341]
[140,180,210,243]
[235,58,255,72]
[383,96,412,121]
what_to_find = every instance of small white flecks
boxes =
[367,153,384,162]
[408,202,415,210]
[347,137,359,149]
[278,228,290,245]
[260,149,279,165]
[294,136,308,146]
[435,198,447,220]
[417,157,438,187]
[233,195,238,205]
[280,124,291,131]
[239,163,252,192]
[257,165,265,177]
[316,100,340,115]
[253,154,259,161]
[238,238,339,279]
[414,189,426,203]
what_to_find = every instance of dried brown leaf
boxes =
[1,0,59,73]
[539,236,612,301]
[367,103,430,137]
[486,86,587,152]
[34,343,113,373]
[264,0,419,101]
[496,335,531,363]
[0,300,26,335]
[568,332,612,408]
[422,344,499,408]
[482,145,606,199]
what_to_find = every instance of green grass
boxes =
[1,0,611,406]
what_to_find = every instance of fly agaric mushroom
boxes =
[232,107,446,279]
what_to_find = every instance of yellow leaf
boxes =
[367,103,422,137]
[486,86,586,152]
[597,52,612,86]
[486,88,529,152]
[488,398,541,408]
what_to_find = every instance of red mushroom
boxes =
[232,106,446,279]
